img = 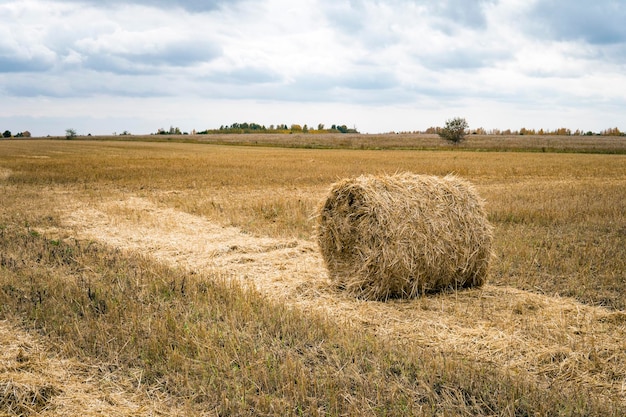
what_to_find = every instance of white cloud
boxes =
[1,0,625,135]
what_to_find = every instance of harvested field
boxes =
[39,191,626,407]
[1,137,625,415]
[0,320,176,416]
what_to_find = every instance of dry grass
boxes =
[5,225,590,416]
[76,132,626,154]
[47,193,626,407]
[1,136,626,415]
[317,173,492,299]
[0,319,172,417]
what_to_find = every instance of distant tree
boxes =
[65,128,77,139]
[317,123,325,131]
[601,127,623,136]
[553,127,571,136]
[438,117,468,144]
[3,130,11,138]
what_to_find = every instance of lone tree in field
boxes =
[65,128,77,139]
[438,117,469,144]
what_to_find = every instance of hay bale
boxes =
[317,173,493,300]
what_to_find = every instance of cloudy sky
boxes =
[1,0,625,136]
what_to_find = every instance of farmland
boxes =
[1,135,626,415]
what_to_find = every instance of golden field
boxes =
[1,135,625,415]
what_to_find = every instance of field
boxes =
[1,135,625,415]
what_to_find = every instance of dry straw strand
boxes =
[0,380,59,415]
[317,173,493,300]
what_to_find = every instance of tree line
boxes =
[2,120,624,139]
[2,130,31,138]
[424,125,624,137]
[151,123,359,136]
[434,117,625,145]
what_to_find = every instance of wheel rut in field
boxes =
[50,193,626,404]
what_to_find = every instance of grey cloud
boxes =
[4,70,177,98]
[82,54,158,75]
[323,0,496,38]
[279,70,404,104]
[289,69,398,93]
[319,0,502,74]
[320,0,368,38]
[0,54,54,73]
[205,67,282,85]
[50,0,240,13]
[429,0,497,31]
[1,38,221,76]
[78,38,222,74]
[144,41,217,65]
[528,0,626,44]
[0,37,56,73]
[339,70,399,90]
[4,74,83,97]
[198,65,398,101]
[194,67,404,105]
[418,47,511,71]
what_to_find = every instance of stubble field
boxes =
[1,135,625,416]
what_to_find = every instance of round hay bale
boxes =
[317,173,493,300]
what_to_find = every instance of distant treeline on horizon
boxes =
[2,125,625,139]
[157,122,359,136]
[154,123,625,137]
